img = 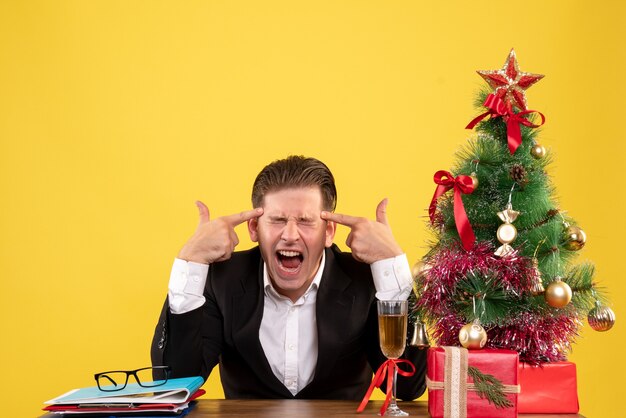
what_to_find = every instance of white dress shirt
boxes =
[258,253,324,395]
[168,250,412,395]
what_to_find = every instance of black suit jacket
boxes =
[151,244,426,400]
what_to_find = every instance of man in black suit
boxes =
[151,156,426,400]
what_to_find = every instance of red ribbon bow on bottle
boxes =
[357,359,416,415]
[429,170,476,251]
[466,93,545,154]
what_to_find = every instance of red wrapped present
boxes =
[427,347,519,418]
[518,361,579,413]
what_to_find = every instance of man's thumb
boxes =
[196,201,210,224]
[376,198,389,225]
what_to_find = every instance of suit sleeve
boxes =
[364,301,427,401]
[150,268,224,382]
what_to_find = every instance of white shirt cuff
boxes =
[370,253,413,301]
[168,258,209,314]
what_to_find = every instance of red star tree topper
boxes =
[477,49,544,111]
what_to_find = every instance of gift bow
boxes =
[357,358,416,415]
[466,93,545,154]
[429,171,476,251]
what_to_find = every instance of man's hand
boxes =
[177,201,263,265]
[321,198,403,264]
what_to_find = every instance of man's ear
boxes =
[324,220,336,248]
[248,218,259,242]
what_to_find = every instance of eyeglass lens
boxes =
[96,367,169,391]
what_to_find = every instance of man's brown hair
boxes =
[251,156,337,211]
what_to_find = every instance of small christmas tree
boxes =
[412,49,615,365]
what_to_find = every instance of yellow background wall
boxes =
[1,1,624,416]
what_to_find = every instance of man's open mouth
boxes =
[276,250,304,271]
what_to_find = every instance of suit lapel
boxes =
[231,257,293,397]
[312,247,356,383]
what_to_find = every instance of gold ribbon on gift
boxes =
[426,347,520,418]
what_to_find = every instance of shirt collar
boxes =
[263,250,326,303]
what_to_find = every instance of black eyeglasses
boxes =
[94,366,171,392]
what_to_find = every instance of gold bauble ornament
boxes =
[411,260,431,279]
[470,172,479,190]
[411,260,431,297]
[458,319,487,349]
[544,277,572,308]
[588,301,616,332]
[530,143,546,159]
[563,225,587,251]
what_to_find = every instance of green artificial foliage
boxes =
[454,271,519,326]
[467,366,514,409]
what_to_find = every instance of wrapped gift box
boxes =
[518,361,579,413]
[427,347,519,418]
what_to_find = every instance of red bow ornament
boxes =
[429,171,476,251]
[357,359,416,415]
[466,93,545,154]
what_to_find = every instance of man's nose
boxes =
[281,219,300,241]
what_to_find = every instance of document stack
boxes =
[42,376,204,417]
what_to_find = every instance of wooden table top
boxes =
[179,399,584,417]
[41,399,585,417]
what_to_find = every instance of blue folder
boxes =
[45,376,204,405]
